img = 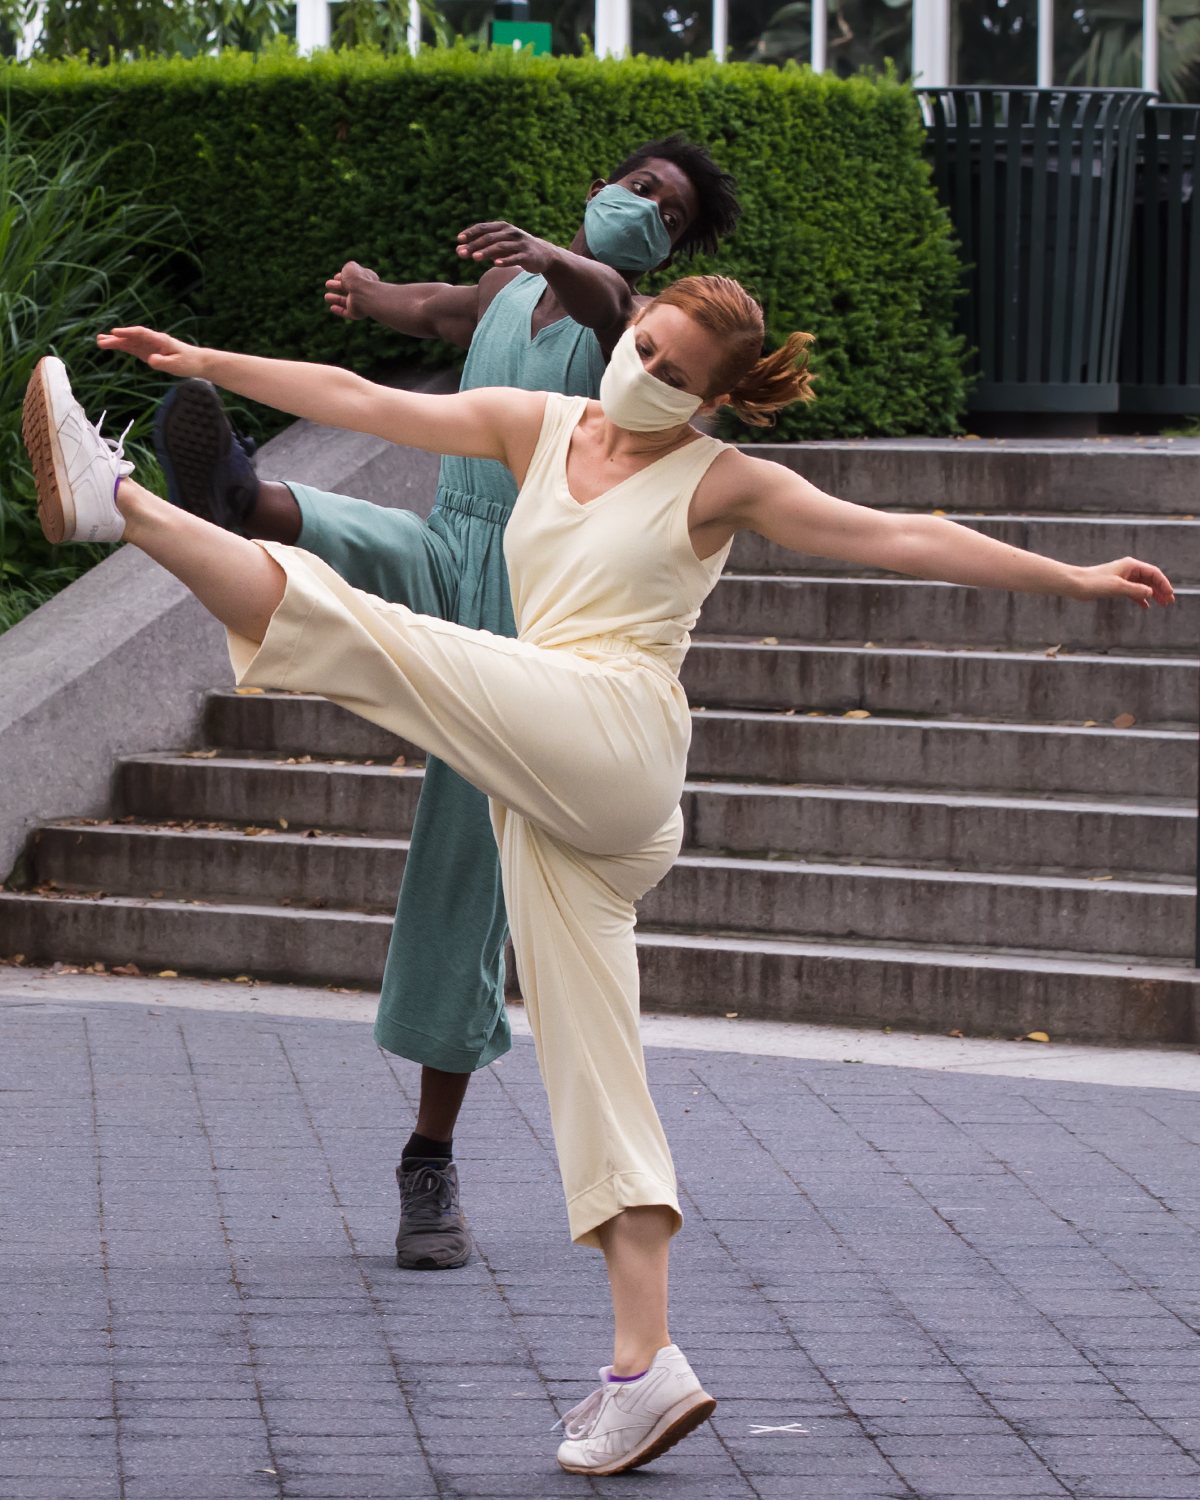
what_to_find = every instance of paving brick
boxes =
[4,1000,1200,1498]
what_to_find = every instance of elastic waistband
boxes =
[434,487,513,527]
[571,632,684,681]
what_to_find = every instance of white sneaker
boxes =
[22,356,133,545]
[556,1344,716,1475]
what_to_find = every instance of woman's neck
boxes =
[590,406,699,462]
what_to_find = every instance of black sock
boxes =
[402,1130,452,1163]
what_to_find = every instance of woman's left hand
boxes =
[1071,558,1175,609]
[97,327,208,377]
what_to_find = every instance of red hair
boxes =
[638,275,815,427]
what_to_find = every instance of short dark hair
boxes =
[608,135,741,259]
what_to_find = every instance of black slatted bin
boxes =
[1119,104,1200,415]
[921,87,1149,414]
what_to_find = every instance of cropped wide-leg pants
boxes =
[228,544,687,1247]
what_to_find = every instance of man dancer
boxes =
[153,136,741,1270]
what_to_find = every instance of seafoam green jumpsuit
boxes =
[284,271,604,1073]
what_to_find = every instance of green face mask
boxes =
[583,184,673,273]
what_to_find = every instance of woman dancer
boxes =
[23,276,1172,1476]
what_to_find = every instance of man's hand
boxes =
[325,261,381,320]
[457,222,560,275]
[97,326,208,377]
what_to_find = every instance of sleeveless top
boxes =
[504,393,732,676]
[436,271,606,524]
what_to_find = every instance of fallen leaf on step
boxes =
[1083,720,1097,727]
[157,971,177,979]
[844,709,871,719]
[1045,644,1062,658]
[150,892,163,900]
[392,756,407,768]
[806,710,826,717]
[933,509,946,516]
[234,975,252,984]
[235,687,264,695]
[180,749,219,759]
[278,818,288,829]
[948,1029,964,1038]
[726,1012,739,1019]
[1090,874,1113,882]
[1113,713,1137,728]
[112,963,140,977]
[1026,1031,1050,1043]
[759,636,778,646]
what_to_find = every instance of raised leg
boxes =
[246,480,303,543]
[117,477,284,643]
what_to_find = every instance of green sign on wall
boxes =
[491,21,552,53]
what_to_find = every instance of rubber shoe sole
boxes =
[557,1389,717,1476]
[22,357,72,544]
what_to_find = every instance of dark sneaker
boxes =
[153,377,258,531]
[395,1157,471,1270]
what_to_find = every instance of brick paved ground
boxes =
[3,995,1200,1500]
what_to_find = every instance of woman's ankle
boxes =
[611,1335,670,1378]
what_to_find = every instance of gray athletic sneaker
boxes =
[394,1157,472,1270]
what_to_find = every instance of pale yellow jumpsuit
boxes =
[228,393,731,1246]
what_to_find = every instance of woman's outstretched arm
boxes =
[97,327,546,478]
[692,450,1174,609]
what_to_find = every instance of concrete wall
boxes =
[0,418,445,883]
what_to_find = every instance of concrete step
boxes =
[26,823,1195,959]
[0,890,392,987]
[700,576,1197,653]
[2,888,1195,1046]
[750,437,1200,515]
[204,690,416,760]
[729,514,1200,581]
[633,931,1200,1046]
[30,824,408,910]
[682,640,1198,723]
[37,774,1188,888]
[642,854,1194,961]
[201,691,1197,797]
[688,710,1197,798]
[680,782,1196,877]
[116,754,425,833]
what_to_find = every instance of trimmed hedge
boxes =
[3,49,967,439]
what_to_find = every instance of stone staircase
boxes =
[4,440,1199,1044]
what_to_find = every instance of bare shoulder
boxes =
[477,266,523,318]
[694,445,792,509]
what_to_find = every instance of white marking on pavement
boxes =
[750,1423,808,1434]
[3,967,1198,1092]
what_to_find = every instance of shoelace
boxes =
[93,410,135,463]
[551,1383,606,1438]
[400,1166,455,1224]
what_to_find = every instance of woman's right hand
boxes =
[97,327,208,377]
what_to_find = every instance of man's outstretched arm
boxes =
[325,261,483,349]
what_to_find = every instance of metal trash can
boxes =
[920,87,1149,414]
[1119,104,1200,416]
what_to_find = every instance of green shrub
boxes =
[0,101,185,636]
[3,49,966,442]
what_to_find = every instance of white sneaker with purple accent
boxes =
[22,356,133,545]
[555,1344,716,1475]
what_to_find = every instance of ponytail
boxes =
[727,332,816,428]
